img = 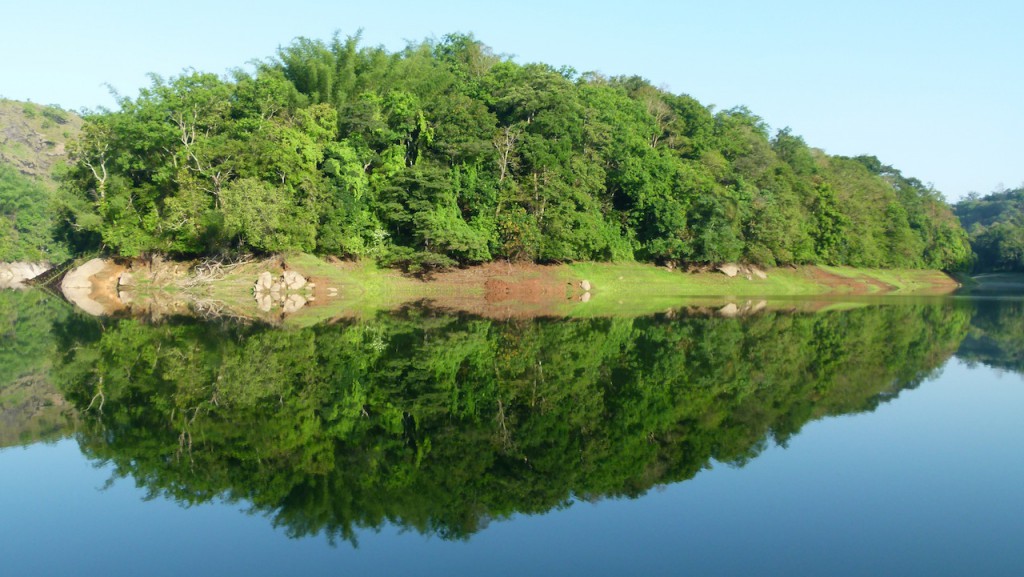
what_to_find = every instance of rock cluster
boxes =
[253,271,314,313]
[718,300,768,317]
[716,263,768,280]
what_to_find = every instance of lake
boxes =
[1,291,1022,576]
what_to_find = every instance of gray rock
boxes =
[282,293,307,314]
[580,279,592,291]
[118,272,135,287]
[718,303,739,317]
[254,271,274,293]
[255,293,273,312]
[61,258,108,291]
[283,270,307,291]
[0,262,51,288]
[717,264,740,278]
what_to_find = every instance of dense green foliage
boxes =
[957,299,1024,372]
[0,290,75,447]
[57,33,971,271]
[954,188,1024,272]
[0,164,71,262]
[52,302,970,543]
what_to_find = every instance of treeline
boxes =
[58,33,971,271]
[954,187,1024,272]
[54,304,969,542]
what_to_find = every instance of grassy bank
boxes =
[196,255,959,324]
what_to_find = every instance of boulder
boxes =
[254,271,274,293]
[60,259,126,316]
[283,270,307,291]
[750,266,768,280]
[118,272,135,287]
[580,292,591,303]
[61,258,108,291]
[0,262,51,288]
[282,293,307,314]
[579,279,592,291]
[717,264,740,278]
[2,265,33,289]
[718,303,739,317]
[255,293,273,312]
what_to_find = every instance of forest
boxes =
[52,33,973,272]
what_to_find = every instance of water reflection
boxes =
[21,298,974,544]
[5,289,1023,545]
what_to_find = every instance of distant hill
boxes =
[954,188,1024,272]
[0,99,83,188]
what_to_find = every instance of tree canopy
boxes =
[57,33,972,271]
[954,187,1024,272]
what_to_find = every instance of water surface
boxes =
[1,292,1021,576]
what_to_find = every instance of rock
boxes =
[717,264,740,278]
[751,300,768,313]
[580,279,592,291]
[282,293,307,314]
[61,258,127,316]
[718,303,739,317]
[62,286,108,316]
[283,270,307,291]
[580,292,591,303]
[0,262,51,289]
[255,271,274,293]
[269,281,283,294]
[61,258,108,290]
[255,293,273,312]
[118,272,135,287]
[749,265,768,280]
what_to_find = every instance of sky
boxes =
[2,0,1020,201]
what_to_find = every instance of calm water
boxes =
[1,292,1022,576]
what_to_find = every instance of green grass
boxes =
[568,262,822,298]
[185,255,960,324]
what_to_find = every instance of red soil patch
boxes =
[802,267,894,294]
[425,262,578,319]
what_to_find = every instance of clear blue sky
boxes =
[2,0,1020,201]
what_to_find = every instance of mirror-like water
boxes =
[1,291,1022,576]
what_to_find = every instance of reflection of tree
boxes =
[54,304,971,544]
[957,299,1024,373]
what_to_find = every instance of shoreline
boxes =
[25,254,961,323]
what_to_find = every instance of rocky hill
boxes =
[0,99,82,188]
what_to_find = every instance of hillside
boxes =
[0,99,82,189]
[0,99,81,263]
